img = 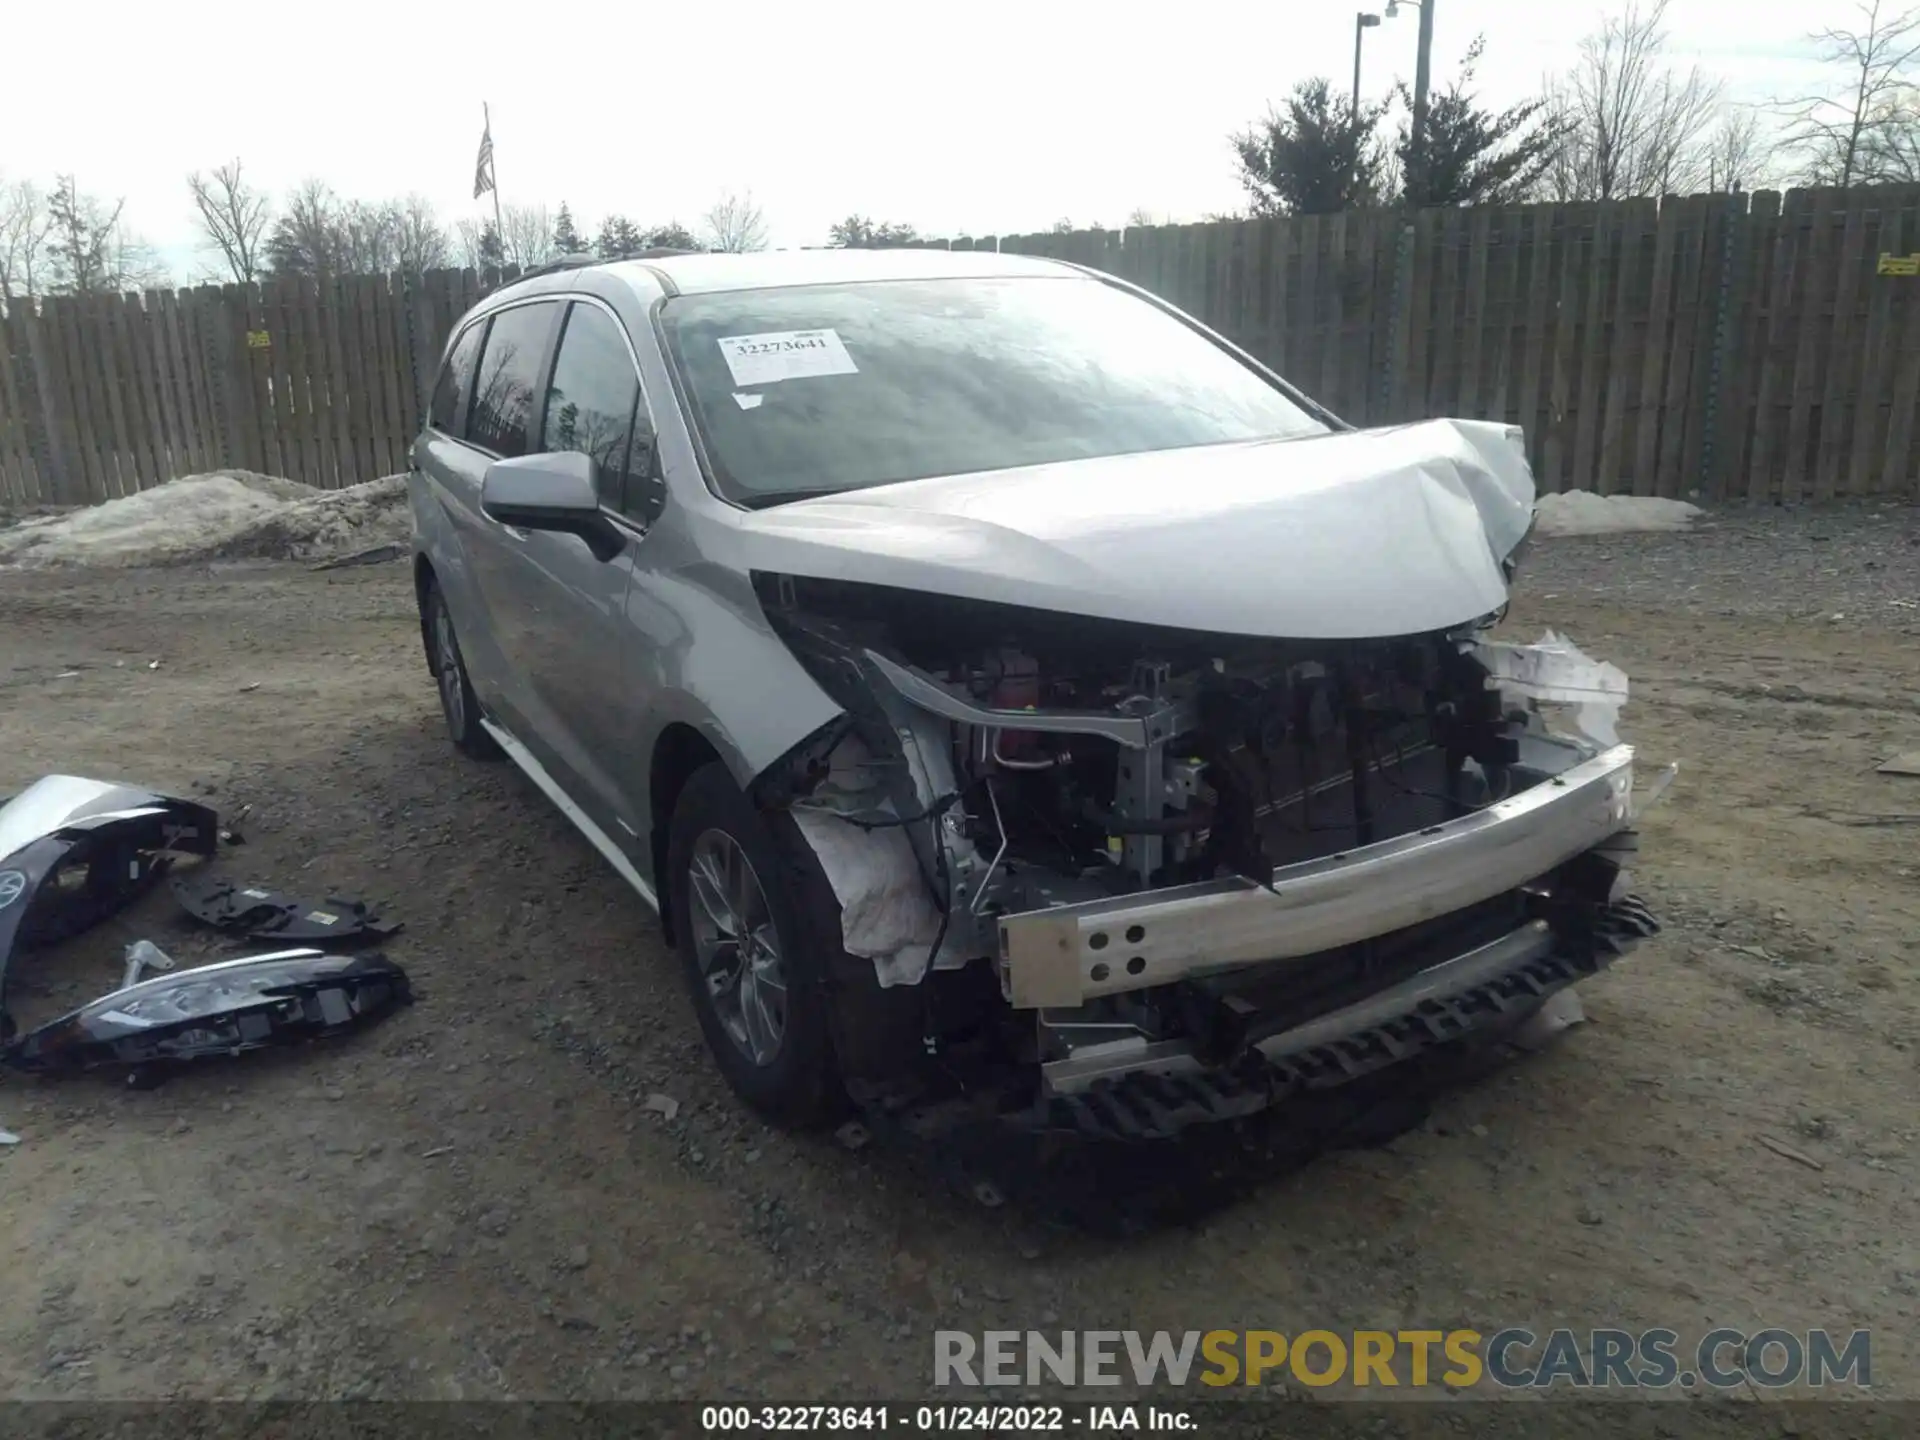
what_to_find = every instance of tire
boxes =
[422,579,502,761]
[666,762,848,1127]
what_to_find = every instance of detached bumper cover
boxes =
[998,743,1639,1009]
[0,776,219,1038]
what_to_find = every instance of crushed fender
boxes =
[0,775,218,1040]
[170,874,400,944]
[3,947,412,1080]
[1472,629,1629,748]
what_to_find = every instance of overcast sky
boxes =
[2,0,1839,279]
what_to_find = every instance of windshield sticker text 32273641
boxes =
[716,328,859,388]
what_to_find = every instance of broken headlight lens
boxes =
[4,948,411,1074]
[87,949,349,1031]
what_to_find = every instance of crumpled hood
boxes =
[726,418,1536,639]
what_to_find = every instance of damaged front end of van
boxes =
[736,420,1669,1139]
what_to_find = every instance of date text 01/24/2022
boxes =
[700,1404,1196,1432]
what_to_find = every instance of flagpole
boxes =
[485,102,503,237]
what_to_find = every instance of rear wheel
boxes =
[423,579,501,760]
[667,763,841,1126]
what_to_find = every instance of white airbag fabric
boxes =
[791,810,944,988]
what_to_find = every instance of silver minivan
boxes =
[409,247,1658,1138]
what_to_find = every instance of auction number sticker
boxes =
[716,329,859,387]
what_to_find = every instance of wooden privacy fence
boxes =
[3,186,1919,507]
[0,267,501,507]
[937,184,1920,504]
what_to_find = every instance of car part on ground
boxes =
[0,776,218,1041]
[219,803,252,846]
[121,938,176,989]
[170,874,401,945]
[3,947,412,1080]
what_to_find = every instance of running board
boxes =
[479,718,659,912]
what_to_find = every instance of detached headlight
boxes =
[4,948,412,1075]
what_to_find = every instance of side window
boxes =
[467,302,558,457]
[541,302,649,514]
[428,322,484,435]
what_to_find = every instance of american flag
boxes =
[473,113,496,200]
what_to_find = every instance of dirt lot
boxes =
[1,505,1917,1412]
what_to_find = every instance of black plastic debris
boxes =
[219,803,253,846]
[170,874,400,944]
[0,776,219,1040]
[3,947,412,1079]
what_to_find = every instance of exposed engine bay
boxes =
[752,572,1664,1128]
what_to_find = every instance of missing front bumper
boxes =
[1035,894,1659,1126]
[997,743,1638,1009]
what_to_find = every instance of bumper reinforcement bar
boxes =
[999,743,1638,1009]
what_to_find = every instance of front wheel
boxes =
[666,763,840,1126]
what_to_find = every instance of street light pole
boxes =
[1410,0,1435,203]
[1352,13,1380,199]
[1353,13,1380,120]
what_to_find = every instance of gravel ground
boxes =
[0,505,1916,1422]
[1524,500,1920,624]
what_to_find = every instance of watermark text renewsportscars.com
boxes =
[934,1328,1872,1391]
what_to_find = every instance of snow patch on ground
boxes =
[0,471,408,568]
[1534,490,1704,537]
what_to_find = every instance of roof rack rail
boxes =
[514,252,600,281]
[634,247,702,258]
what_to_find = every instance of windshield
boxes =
[658,276,1329,507]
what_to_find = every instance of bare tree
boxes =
[44,175,139,294]
[498,203,555,268]
[453,217,506,270]
[266,185,450,278]
[187,159,271,283]
[1546,1,1724,200]
[266,179,346,278]
[1865,89,1920,178]
[0,177,54,300]
[1705,107,1770,190]
[335,199,404,275]
[392,195,450,277]
[106,229,170,290]
[1771,2,1920,186]
[702,190,768,253]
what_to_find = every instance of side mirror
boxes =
[481,452,625,562]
